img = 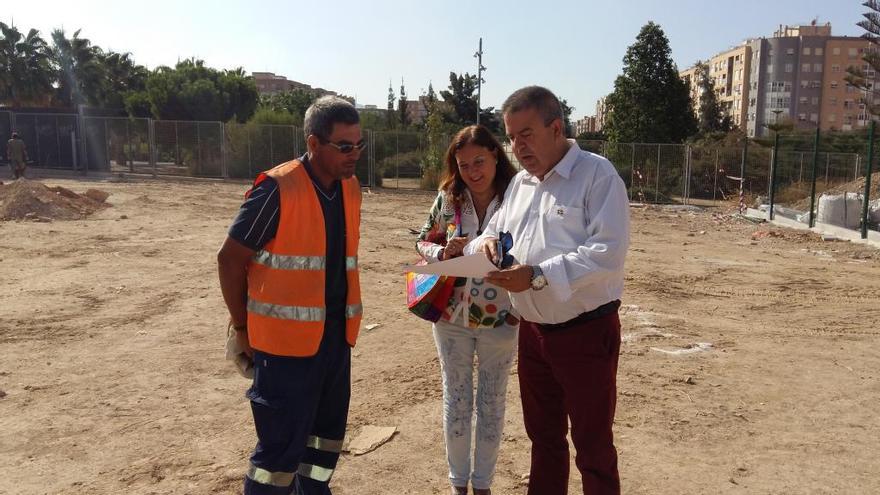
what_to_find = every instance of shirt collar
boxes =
[522,139,580,182]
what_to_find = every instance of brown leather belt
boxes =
[538,300,621,331]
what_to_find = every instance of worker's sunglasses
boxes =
[318,137,367,154]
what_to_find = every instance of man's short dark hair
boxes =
[501,86,563,126]
[303,96,360,141]
[11,131,18,139]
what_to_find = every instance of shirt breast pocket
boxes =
[545,204,587,249]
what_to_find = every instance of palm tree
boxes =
[52,28,104,107]
[0,22,54,107]
[100,50,148,108]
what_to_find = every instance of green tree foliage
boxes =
[0,22,54,106]
[605,22,697,143]
[846,1,880,117]
[99,51,148,109]
[52,28,105,107]
[398,79,410,127]
[440,72,479,124]
[386,81,396,129]
[128,58,258,122]
[694,61,732,136]
[258,88,318,125]
[425,82,437,113]
[559,98,574,137]
[439,72,501,133]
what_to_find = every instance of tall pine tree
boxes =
[386,80,396,129]
[425,81,437,113]
[398,78,410,127]
[695,61,731,135]
[605,22,697,143]
[846,1,880,117]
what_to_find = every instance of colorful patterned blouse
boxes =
[416,190,516,329]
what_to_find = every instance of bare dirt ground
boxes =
[1,176,878,495]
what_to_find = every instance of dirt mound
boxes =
[0,179,110,221]
[793,171,880,210]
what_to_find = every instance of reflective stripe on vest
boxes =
[252,251,358,271]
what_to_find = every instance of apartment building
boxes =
[252,72,313,95]
[680,66,701,109]
[681,21,875,137]
[745,23,872,137]
[594,96,608,132]
[680,43,751,130]
[711,44,752,128]
[575,115,598,136]
[821,38,875,131]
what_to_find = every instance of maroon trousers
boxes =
[518,312,621,495]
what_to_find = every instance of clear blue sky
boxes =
[7,1,865,118]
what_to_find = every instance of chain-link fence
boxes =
[766,127,878,237]
[3,111,876,234]
[2,112,79,170]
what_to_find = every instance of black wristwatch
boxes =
[530,265,548,291]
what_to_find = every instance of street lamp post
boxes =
[474,38,486,125]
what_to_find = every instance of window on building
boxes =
[810,113,818,122]
[849,48,858,57]
[799,96,808,104]
[830,97,838,106]
[801,80,810,89]
[812,97,819,106]
[814,63,823,72]
[811,80,821,89]
[831,64,840,73]
[803,47,811,56]
[816,47,824,56]
[798,113,807,121]
[830,80,838,89]
[767,64,774,74]
[833,47,841,55]
[787,48,795,55]
[844,99,854,108]
[829,114,836,122]
[785,63,793,73]
[802,63,811,72]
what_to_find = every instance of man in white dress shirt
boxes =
[468,86,630,495]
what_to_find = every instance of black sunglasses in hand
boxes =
[318,137,367,154]
[496,231,514,269]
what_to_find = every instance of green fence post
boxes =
[769,133,780,220]
[862,120,876,239]
[808,128,820,228]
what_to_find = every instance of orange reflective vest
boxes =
[246,159,362,357]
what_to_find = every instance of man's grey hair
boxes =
[303,96,360,141]
[501,86,563,126]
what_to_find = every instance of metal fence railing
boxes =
[1,110,876,236]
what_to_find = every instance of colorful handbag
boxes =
[406,206,461,322]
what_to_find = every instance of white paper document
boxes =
[406,254,498,278]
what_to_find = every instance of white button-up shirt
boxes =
[466,140,630,324]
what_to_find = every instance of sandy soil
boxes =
[1,176,878,495]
